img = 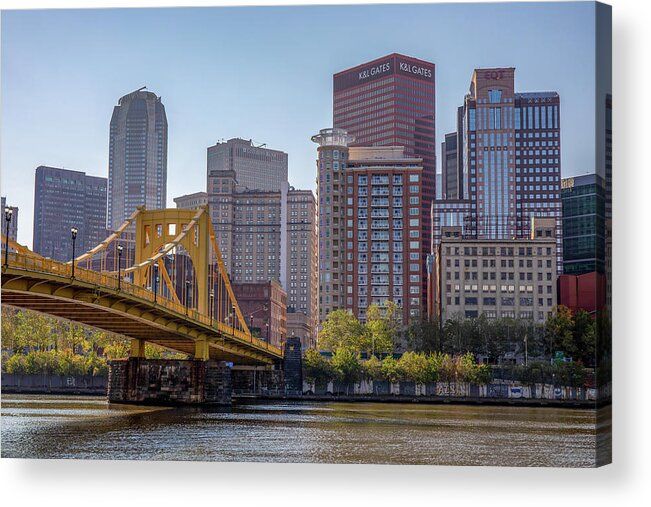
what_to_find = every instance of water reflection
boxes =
[1,394,607,467]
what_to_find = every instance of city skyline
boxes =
[2,2,598,247]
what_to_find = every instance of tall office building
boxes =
[177,177,318,341]
[432,67,562,267]
[561,174,606,276]
[441,131,462,199]
[107,88,167,230]
[33,166,107,261]
[283,187,318,346]
[333,54,436,309]
[1,196,19,244]
[311,128,354,323]
[207,138,288,192]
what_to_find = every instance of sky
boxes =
[1,2,597,248]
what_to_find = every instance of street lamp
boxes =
[116,244,123,291]
[248,303,268,334]
[231,304,236,335]
[70,227,78,278]
[4,206,12,268]
[152,262,158,303]
[209,289,215,327]
[185,280,191,316]
[265,322,270,343]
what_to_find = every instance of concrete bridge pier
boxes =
[107,356,232,405]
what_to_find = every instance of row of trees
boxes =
[1,307,186,376]
[317,304,599,366]
[304,349,492,386]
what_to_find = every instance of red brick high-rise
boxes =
[333,54,436,310]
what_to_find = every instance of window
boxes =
[488,89,502,103]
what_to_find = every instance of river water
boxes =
[1,394,606,467]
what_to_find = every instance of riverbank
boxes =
[234,393,608,409]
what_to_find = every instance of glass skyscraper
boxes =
[33,166,107,262]
[561,174,606,275]
[107,88,168,230]
[434,68,562,270]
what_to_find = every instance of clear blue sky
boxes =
[1,2,597,247]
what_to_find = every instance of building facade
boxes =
[232,280,287,348]
[429,68,563,317]
[108,88,167,230]
[311,128,353,323]
[333,54,436,310]
[207,138,288,192]
[283,187,318,345]
[176,167,318,341]
[344,146,424,323]
[441,131,462,200]
[33,166,107,261]
[436,217,557,323]
[1,196,19,244]
[561,174,606,276]
[173,192,208,210]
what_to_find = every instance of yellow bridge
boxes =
[1,207,283,366]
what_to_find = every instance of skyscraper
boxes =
[311,128,354,323]
[441,131,462,200]
[561,174,606,276]
[207,138,288,192]
[344,146,425,323]
[107,87,167,230]
[333,53,436,309]
[33,166,107,261]
[1,196,19,244]
[433,68,562,268]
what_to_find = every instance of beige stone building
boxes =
[175,177,318,346]
[436,217,557,323]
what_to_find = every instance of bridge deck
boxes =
[1,253,283,365]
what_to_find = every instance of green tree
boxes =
[1,306,17,353]
[397,352,431,383]
[572,309,596,366]
[14,310,53,352]
[406,318,441,353]
[317,309,365,352]
[363,302,400,355]
[362,355,383,381]
[381,355,401,383]
[545,305,574,357]
[303,349,333,384]
[330,348,362,386]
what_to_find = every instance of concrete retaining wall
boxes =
[302,379,603,402]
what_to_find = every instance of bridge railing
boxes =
[2,251,282,357]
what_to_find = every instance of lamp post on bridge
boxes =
[116,245,123,291]
[265,322,269,344]
[70,227,78,279]
[231,304,236,335]
[4,206,12,269]
[185,280,191,316]
[209,289,215,327]
[152,262,158,303]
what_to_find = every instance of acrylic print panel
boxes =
[0,1,611,467]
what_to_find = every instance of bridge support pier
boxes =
[107,357,232,405]
[283,336,303,394]
[130,339,146,358]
